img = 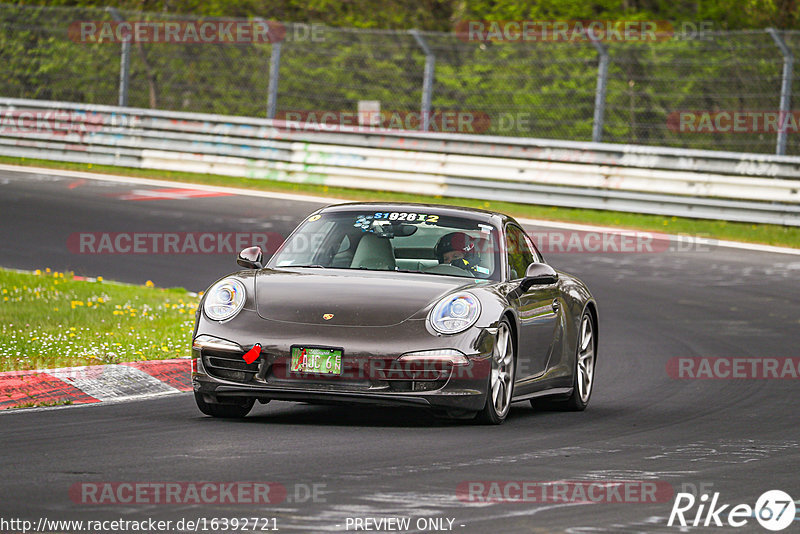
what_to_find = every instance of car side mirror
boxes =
[237,246,263,269]
[520,263,558,291]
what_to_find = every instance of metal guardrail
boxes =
[1,97,799,225]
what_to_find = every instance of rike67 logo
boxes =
[668,490,796,531]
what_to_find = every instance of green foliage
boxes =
[29,0,800,29]
[2,3,800,153]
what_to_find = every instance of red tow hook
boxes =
[243,343,262,364]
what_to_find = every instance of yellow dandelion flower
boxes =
[97,276,103,282]
[145,280,155,287]
[35,269,41,275]
[46,268,51,273]
[97,298,104,303]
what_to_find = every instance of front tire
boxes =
[476,319,515,425]
[194,392,255,418]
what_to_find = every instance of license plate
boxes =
[290,347,342,375]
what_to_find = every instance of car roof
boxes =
[319,202,510,226]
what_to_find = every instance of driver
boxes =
[434,232,480,274]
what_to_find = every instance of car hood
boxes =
[255,268,478,326]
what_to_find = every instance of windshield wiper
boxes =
[290,264,327,269]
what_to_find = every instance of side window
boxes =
[506,224,535,279]
[524,233,544,263]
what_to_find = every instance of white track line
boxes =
[0,163,339,205]
[0,389,187,416]
[2,163,799,256]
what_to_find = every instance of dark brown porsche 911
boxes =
[191,203,598,424]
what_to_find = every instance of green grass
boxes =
[1,155,799,248]
[9,399,73,409]
[0,268,198,372]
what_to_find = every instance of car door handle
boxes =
[552,299,560,313]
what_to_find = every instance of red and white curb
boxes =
[0,358,191,410]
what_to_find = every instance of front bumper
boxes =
[192,312,496,412]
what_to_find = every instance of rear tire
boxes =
[476,319,515,425]
[194,392,254,418]
[532,310,595,412]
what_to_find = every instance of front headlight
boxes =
[429,292,481,334]
[203,278,246,321]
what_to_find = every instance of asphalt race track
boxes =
[1,168,799,533]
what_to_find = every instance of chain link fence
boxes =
[2,3,800,155]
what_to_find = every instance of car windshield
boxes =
[269,209,501,280]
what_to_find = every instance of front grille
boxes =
[203,349,259,383]
[387,380,448,392]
